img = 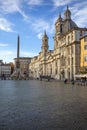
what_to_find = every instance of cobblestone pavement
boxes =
[0,80,87,130]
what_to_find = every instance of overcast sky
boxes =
[0,0,87,63]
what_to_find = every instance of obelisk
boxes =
[11,35,25,79]
[16,35,20,69]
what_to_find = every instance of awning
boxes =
[74,74,87,78]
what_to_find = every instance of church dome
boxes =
[63,6,78,31]
[64,19,78,29]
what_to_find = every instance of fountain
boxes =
[11,35,26,80]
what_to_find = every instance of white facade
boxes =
[29,6,87,80]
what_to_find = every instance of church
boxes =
[29,6,87,80]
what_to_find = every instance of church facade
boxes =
[29,6,87,80]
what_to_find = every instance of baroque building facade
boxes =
[29,6,87,80]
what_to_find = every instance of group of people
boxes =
[0,74,6,80]
[64,78,75,85]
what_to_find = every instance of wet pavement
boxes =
[0,80,87,130]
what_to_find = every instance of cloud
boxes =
[32,19,50,32]
[0,18,14,32]
[0,0,20,14]
[31,18,55,39]
[52,0,73,7]
[0,0,29,21]
[18,9,30,21]
[37,33,43,39]
[21,51,38,57]
[26,0,43,5]
[70,1,87,27]
[0,50,13,55]
[0,43,8,47]
[0,50,16,63]
[0,0,30,31]
[0,50,38,63]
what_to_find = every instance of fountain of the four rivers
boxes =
[11,35,25,80]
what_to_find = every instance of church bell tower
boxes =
[41,31,49,55]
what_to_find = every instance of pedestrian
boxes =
[71,78,74,85]
[64,79,67,84]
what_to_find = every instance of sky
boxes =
[0,0,87,63]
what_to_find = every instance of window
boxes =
[68,47,70,55]
[45,39,47,42]
[68,36,70,44]
[72,57,73,64]
[55,68,57,74]
[84,37,87,42]
[55,61,57,67]
[84,45,87,50]
[71,46,73,54]
[60,24,62,33]
[84,55,87,62]
[80,31,82,37]
[68,57,70,65]
[71,32,73,40]
[50,64,52,74]
[55,61,57,74]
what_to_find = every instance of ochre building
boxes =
[80,35,87,72]
[29,6,87,80]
